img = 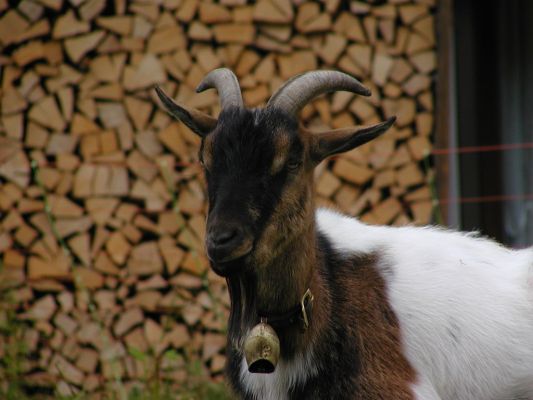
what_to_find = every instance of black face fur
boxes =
[200,107,313,276]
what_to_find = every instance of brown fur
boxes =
[286,237,416,398]
[341,254,416,399]
[235,125,416,398]
[201,135,214,170]
[233,214,417,398]
[251,128,314,272]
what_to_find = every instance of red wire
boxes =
[432,141,533,155]
[439,193,533,205]
[431,142,533,204]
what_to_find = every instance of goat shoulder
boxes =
[316,208,533,400]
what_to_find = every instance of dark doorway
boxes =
[453,0,533,246]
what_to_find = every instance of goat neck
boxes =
[225,202,329,361]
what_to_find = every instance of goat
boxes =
[156,69,533,400]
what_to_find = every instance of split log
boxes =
[0,0,438,394]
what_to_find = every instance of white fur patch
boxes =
[240,349,318,400]
[410,379,442,400]
[316,208,533,400]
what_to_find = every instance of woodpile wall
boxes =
[0,0,437,396]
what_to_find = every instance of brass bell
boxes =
[244,320,280,373]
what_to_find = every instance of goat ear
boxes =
[310,117,396,162]
[155,86,217,137]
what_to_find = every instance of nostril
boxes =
[213,228,240,245]
[206,225,251,266]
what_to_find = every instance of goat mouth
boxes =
[208,242,253,275]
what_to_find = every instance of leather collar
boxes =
[258,288,314,331]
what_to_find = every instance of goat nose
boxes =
[207,225,251,266]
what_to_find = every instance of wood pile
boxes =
[0,0,437,395]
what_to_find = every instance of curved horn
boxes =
[267,70,370,116]
[196,68,244,109]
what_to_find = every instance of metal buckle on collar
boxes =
[300,288,314,330]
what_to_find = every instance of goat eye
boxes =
[287,160,301,171]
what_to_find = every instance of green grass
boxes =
[0,283,226,398]
[0,256,31,400]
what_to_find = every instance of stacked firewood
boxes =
[0,0,436,395]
